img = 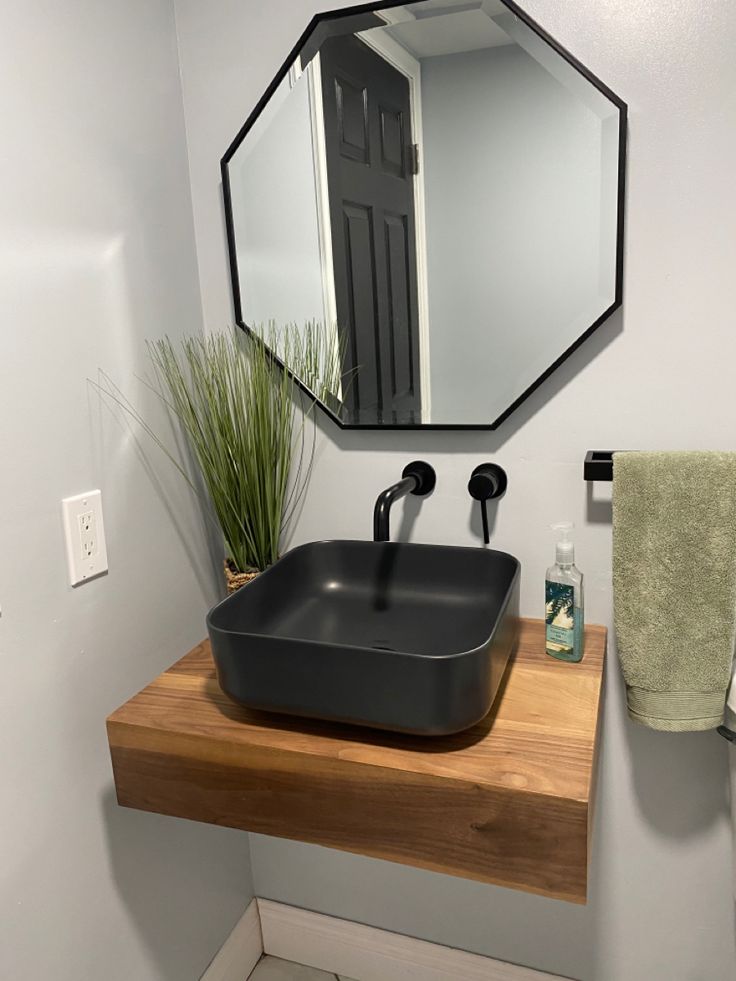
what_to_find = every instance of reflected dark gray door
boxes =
[320,35,421,424]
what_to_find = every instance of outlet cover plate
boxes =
[61,490,108,586]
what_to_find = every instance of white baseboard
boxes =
[200,898,263,981]
[257,898,570,981]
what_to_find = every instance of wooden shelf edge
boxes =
[106,617,606,904]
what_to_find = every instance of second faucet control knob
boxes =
[468,463,507,503]
[468,463,507,545]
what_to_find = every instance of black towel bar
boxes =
[584,450,622,481]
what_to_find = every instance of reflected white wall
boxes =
[421,44,606,422]
[230,71,326,329]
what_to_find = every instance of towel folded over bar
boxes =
[613,451,736,731]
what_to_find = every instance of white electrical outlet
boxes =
[61,490,108,586]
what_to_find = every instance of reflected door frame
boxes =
[302,31,432,421]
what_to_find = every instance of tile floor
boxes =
[247,954,356,981]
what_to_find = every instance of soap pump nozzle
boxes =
[552,522,575,566]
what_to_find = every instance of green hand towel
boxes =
[613,451,736,731]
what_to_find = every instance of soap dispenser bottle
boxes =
[545,523,584,662]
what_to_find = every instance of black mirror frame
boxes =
[220,0,627,431]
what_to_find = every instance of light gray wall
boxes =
[421,44,605,423]
[0,3,253,979]
[175,1,736,979]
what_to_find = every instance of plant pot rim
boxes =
[224,559,260,594]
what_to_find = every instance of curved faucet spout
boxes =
[372,460,436,542]
[373,476,417,542]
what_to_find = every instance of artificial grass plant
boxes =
[102,323,342,575]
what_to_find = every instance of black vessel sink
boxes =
[207,540,520,736]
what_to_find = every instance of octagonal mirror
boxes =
[222,0,626,429]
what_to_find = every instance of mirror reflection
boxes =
[224,0,625,428]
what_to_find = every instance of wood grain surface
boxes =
[107,618,606,903]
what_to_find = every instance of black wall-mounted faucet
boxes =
[468,463,508,544]
[373,461,436,542]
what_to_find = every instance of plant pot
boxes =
[224,559,260,594]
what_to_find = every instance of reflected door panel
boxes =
[320,34,421,424]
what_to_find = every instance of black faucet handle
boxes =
[402,460,436,496]
[468,463,507,545]
[468,463,507,502]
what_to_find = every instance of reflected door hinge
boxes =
[408,144,419,176]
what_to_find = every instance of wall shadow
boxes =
[622,704,729,838]
[90,373,225,604]
[100,785,251,981]
[394,489,424,542]
[585,480,613,524]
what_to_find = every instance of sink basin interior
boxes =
[208,540,518,657]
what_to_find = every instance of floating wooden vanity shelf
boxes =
[107,618,605,904]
